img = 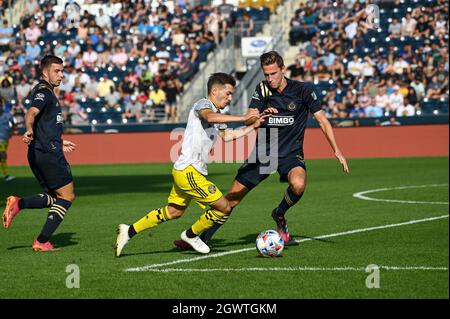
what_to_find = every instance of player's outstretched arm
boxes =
[219,115,268,142]
[199,108,259,124]
[313,110,349,174]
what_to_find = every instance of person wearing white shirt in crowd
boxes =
[388,85,404,114]
[396,99,416,117]
[375,86,390,112]
[82,45,98,69]
[401,13,417,37]
[46,16,60,33]
[393,56,410,76]
[361,56,375,78]
[347,55,362,77]
[410,77,425,100]
[67,40,81,59]
[148,55,159,77]
[95,8,112,31]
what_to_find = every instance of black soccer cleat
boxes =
[271,209,296,246]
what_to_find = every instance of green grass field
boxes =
[0,157,448,299]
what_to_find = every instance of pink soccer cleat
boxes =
[2,196,21,229]
[32,239,59,252]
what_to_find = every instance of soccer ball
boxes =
[256,230,284,257]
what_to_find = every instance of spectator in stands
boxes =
[0,20,13,48]
[236,12,254,37]
[401,13,417,37]
[24,19,42,42]
[365,97,384,118]
[46,16,60,34]
[287,57,305,81]
[426,75,444,99]
[388,85,404,114]
[112,45,128,68]
[149,85,167,120]
[82,45,98,69]
[163,77,179,123]
[105,86,121,110]
[375,86,390,113]
[388,16,402,38]
[122,95,143,122]
[15,75,32,103]
[347,55,362,82]
[97,74,115,98]
[67,40,81,61]
[0,78,14,102]
[68,100,88,125]
[396,98,416,117]
[95,8,112,32]
[410,76,426,101]
[25,40,41,62]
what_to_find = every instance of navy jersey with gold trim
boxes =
[29,80,64,152]
[250,78,322,158]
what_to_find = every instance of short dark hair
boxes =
[40,54,63,73]
[207,72,236,94]
[260,51,284,68]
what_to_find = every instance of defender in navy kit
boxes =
[2,55,77,252]
[175,51,349,249]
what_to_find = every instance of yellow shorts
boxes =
[0,142,8,153]
[168,165,223,209]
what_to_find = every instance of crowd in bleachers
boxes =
[0,0,276,127]
[288,0,448,120]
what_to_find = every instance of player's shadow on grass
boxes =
[1,173,230,199]
[7,232,78,250]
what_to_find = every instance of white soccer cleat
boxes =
[180,230,210,254]
[115,224,130,257]
[4,176,15,183]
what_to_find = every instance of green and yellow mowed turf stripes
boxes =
[0,157,447,298]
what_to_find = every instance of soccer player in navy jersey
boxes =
[2,55,77,252]
[175,51,349,249]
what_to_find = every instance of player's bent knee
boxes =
[291,183,306,195]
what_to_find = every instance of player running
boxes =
[115,73,270,256]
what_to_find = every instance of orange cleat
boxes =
[2,196,21,229]
[32,239,59,252]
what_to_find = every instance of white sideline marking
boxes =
[352,184,449,205]
[137,266,449,273]
[124,214,449,272]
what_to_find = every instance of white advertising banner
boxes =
[241,36,273,58]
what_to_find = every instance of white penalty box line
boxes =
[124,214,449,273]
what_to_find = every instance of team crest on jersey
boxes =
[208,184,217,194]
[34,93,45,101]
[252,90,260,100]
[288,102,297,111]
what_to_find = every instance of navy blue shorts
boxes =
[235,154,306,190]
[28,146,73,193]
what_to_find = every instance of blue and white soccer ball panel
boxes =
[256,229,284,257]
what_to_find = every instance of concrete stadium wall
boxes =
[7,124,449,166]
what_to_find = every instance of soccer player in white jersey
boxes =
[115,73,267,256]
